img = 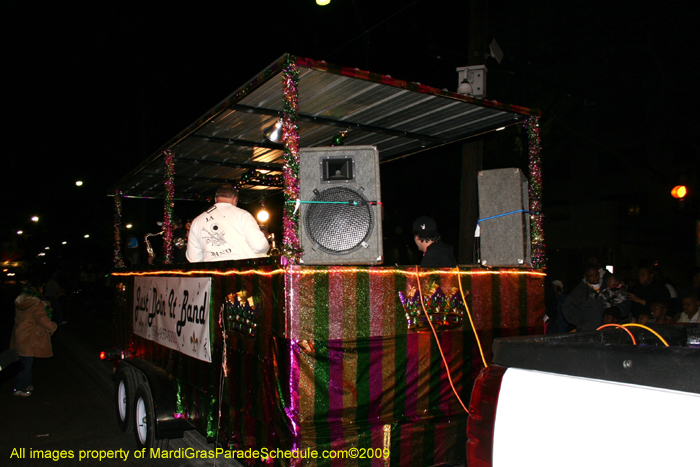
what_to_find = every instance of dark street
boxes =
[0,284,240,467]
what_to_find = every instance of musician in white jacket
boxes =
[186,184,269,262]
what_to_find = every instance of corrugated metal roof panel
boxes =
[110,54,538,201]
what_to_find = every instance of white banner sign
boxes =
[133,276,212,363]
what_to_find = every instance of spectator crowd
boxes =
[546,260,700,333]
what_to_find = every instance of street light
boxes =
[31,216,39,222]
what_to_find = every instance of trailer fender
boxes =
[118,359,190,440]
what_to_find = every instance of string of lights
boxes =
[112,266,546,278]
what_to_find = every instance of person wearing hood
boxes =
[562,264,605,332]
[412,216,457,268]
[9,279,58,397]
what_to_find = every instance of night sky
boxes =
[3,0,698,277]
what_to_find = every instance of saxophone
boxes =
[145,231,164,258]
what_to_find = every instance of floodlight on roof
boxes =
[264,119,284,143]
[457,79,473,95]
[456,65,487,97]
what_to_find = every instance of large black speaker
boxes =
[299,146,383,265]
[477,168,532,267]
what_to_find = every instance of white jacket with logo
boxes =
[186,203,269,262]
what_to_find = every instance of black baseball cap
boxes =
[412,216,440,237]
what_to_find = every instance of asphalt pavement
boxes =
[0,284,241,467]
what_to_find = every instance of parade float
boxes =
[107,54,545,465]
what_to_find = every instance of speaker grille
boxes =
[304,186,373,254]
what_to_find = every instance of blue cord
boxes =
[477,209,536,224]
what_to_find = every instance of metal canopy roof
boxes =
[109,54,538,202]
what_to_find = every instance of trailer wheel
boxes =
[134,382,168,452]
[115,367,137,433]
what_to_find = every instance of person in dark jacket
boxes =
[562,264,605,332]
[628,265,671,320]
[412,216,457,268]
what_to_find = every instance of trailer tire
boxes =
[134,382,168,452]
[115,367,137,434]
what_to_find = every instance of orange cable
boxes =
[596,324,637,345]
[415,267,470,414]
[457,266,489,368]
[621,323,669,346]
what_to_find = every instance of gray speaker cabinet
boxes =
[477,168,532,267]
[299,146,384,265]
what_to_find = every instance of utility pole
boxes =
[458,0,488,264]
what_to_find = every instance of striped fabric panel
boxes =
[115,265,542,466]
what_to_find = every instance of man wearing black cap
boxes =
[412,216,457,268]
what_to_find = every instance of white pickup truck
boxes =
[466,325,700,467]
